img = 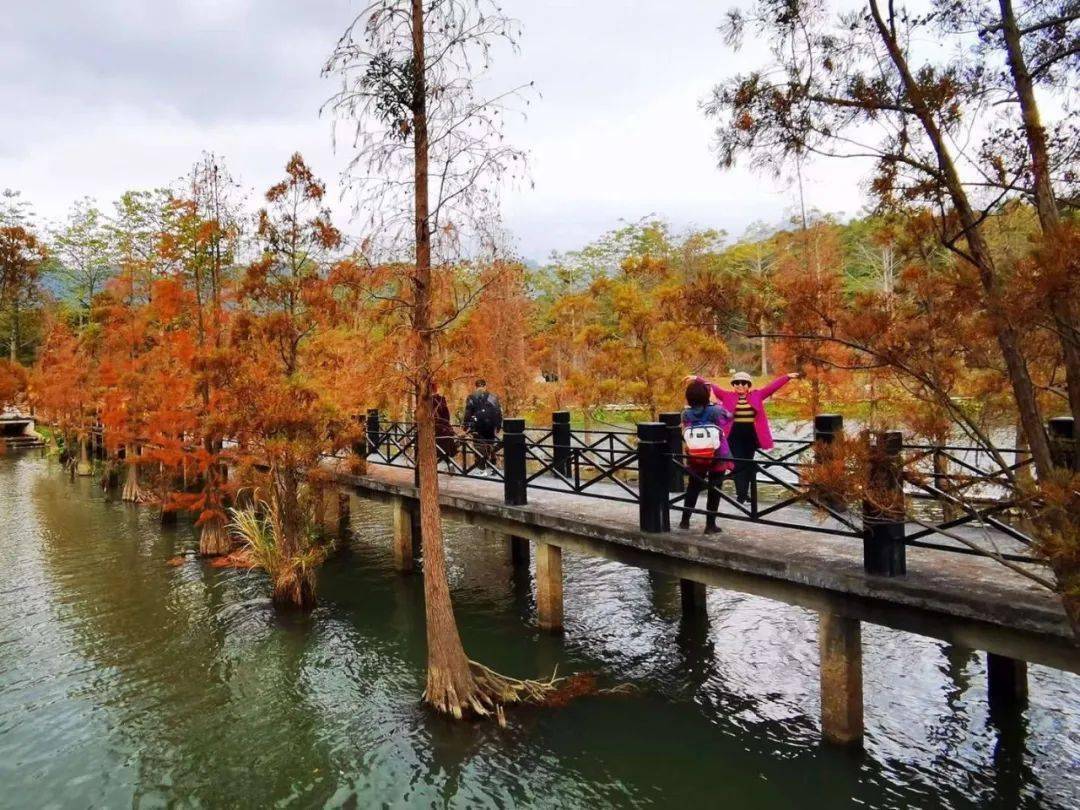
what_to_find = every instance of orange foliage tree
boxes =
[221,154,361,608]
[0,223,47,363]
[31,319,100,474]
[571,254,729,420]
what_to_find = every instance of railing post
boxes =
[659,412,685,493]
[365,408,380,457]
[638,422,670,533]
[503,418,528,506]
[552,411,571,477]
[862,430,906,576]
[336,493,351,540]
[1048,416,1076,469]
[814,413,843,446]
[814,414,844,511]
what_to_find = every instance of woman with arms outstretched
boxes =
[687,370,801,505]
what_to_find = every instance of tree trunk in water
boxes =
[411,0,483,717]
[270,468,316,609]
[199,511,230,556]
[198,464,231,556]
[121,444,142,502]
[76,436,92,477]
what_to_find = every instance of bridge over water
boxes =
[0,411,44,451]
[327,411,1078,747]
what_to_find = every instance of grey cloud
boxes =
[3,0,352,124]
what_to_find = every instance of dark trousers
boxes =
[681,469,725,525]
[436,435,457,465]
[728,423,759,502]
[472,428,497,470]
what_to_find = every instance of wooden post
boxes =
[336,493,350,540]
[987,652,1028,714]
[819,611,863,746]
[679,578,707,617]
[813,414,844,511]
[503,418,528,506]
[862,430,906,576]
[638,422,670,533]
[392,496,414,572]
[1048,416,1075,469]
[510,535,529,568]
[409,505,422,558]
[552,411,571,478]
[535,542,563,632]
[660,412,685,493]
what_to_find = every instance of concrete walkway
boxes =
[331,459,1078,673]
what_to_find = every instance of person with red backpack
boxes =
[686,370,800,504]
[678,379,734,534]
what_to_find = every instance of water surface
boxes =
[0,452,1077,807]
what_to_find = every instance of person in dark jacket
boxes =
[679,379,733,534]
[431,384,457,471]
[462,379,502,476]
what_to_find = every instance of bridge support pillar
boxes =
[510,535,530,568]
[679,579,707,617]
[336,493,351,541]
[536,542,563,632]
[819,611,863,746]
[987,653,1028,717]
[392,496,414,572]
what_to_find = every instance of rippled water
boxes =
[0,452,1077,808]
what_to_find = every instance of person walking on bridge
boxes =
[431,383,457,472]
[678,379,733,534]
[463,379,502,477]
[687,370,800,505]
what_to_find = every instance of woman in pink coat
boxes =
[691,371,800,504]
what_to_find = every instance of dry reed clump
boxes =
[228,495,329,609]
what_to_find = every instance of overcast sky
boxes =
[1,0,869,262]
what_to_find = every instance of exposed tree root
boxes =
[207,549,256,569]
[424,662,631,726]
[121,473,147,503]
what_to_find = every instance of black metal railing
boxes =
[357,408,1071,576]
